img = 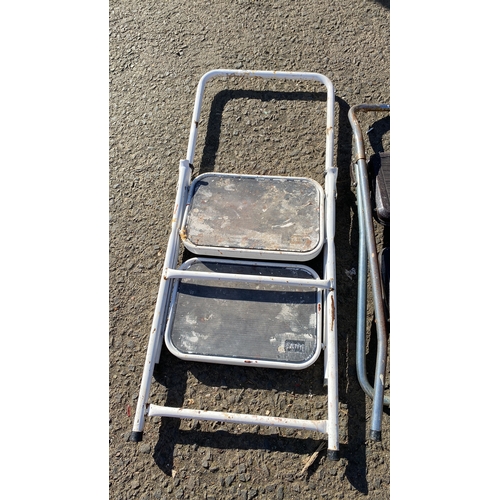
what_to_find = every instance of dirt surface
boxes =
[109,1,390,498]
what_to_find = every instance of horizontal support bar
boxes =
[147,404,327,433]
[165,268,331,289]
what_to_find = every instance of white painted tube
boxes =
[186,69,335,171]
[165,268,329,289]
[131,160,192,438]
[148,404,327,434]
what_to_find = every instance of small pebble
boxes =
[139,444,151,454]
[277,485,284,500]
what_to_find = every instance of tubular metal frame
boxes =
[130,69,340,459]
[348,104,390,442]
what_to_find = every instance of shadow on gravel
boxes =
[373,0,390,9]
[149,91,388,494]
[335,95,369,495]
[151,347,328,476]
[197,88,328,175]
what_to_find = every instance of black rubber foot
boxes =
[327,450,340,461]
[129,431,143,442]
[370,430,382,442]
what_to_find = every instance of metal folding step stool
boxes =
[348,104,390,442]
[131,69,340,459]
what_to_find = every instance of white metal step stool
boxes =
[131,69,340,460]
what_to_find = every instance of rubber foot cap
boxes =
[327,449,340,461]
[129,431,143,442]
[370,430,381,442]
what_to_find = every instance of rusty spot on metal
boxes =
[172,203,179,223]
[179,228,187,240]
[318,303,321,313]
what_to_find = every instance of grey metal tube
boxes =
[355,163,390,407]
[348,104,390,440]
[359,157,387,440]
[349,104,390,162]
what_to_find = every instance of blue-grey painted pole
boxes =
[355,162,390,407]
[349,104,390,441]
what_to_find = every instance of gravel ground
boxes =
[109,1,390,499]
